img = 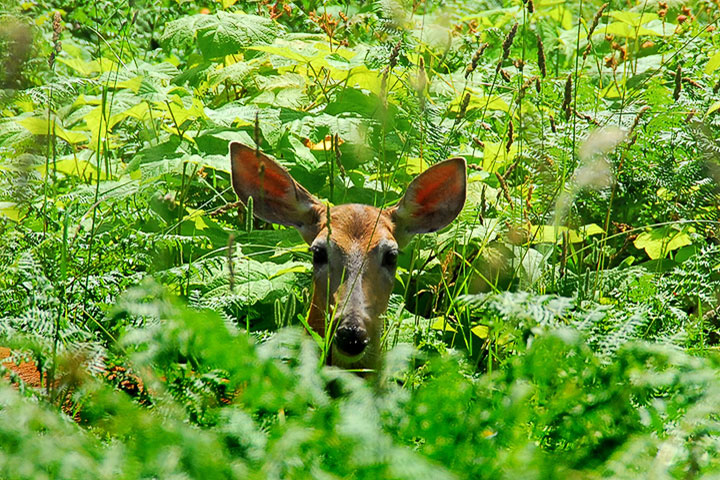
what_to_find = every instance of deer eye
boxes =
[311,245,328,266]
[382,250,398,269]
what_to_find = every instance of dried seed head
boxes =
[525,184,534,212]
[617,45,627,60]
[587,3,608,40]
[505,156,520,178]
[380,69,388,102]
[627,133,638,148]
[535,76,541,93]
[389,40,402,69]
[506,120,514,153]
[536,35,546,77]
[458,92,471,119]
[526,0,535,14]
[519,76,535,102]
[500,68,511,82]
[549,114,557,133]
[502,23,518,61]
[605,54,618,70]
[465,43,488,78]
[52,11,62,39]
[673,65,682,100]
[495,172,514,207]
[561,74,573,120]
[683,76,701,88]
[49,11,64,68]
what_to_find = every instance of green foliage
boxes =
[0,0,719,477]
[5,294,720,478]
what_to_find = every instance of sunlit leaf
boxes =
[183,207,208,230]
[471,324,489,339]
[0,202,21,221]
[482,141,517,172]
[608,11,659,27]
[18,116,87,145]
[430,317,456,333]
[633,226,694,259]
[162,12,282,58]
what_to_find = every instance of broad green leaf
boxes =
[344,66,383,94]
[633,226,694,259]
[471,325,489,339]
[116,76,144,93]
[609,11,658,27]
[547,6,573,29]
[430,317,456,333]
[183,207,208,230]
[257,73,305,90]
[123,102,152,122]
[451,93,510,115]
[38,157,108,180]
[706,51,720,74]
[162,12,281,59]
[530,225,581,244]
[529,224,603,244]
[707,100,720,116]
[482,141,517,172]
[250,44,316,63]
[271,264,310,278]
[518,246,546,285]
[57,57,116,76]
[159,95,205,127]
[18,117,87,145]
[603,22,662,38]
[579,223,605,237]
[208,60,258,88]
[402,157,430,175]
[84,104,127,133]
[0,202,21,221]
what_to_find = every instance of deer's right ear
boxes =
[389,157,466,246]
[230,142,323,242]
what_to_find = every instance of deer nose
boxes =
[334,324,369,357]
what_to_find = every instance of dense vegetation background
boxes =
[0,0,719,478]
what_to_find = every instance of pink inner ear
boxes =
[256,161,294,198]
[412,163,463,215]
[238,157,293,199]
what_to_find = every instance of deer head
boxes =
[229,143,466,372]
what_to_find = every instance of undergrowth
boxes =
[0,0,719,477]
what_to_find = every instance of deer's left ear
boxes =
[389,157,466,245]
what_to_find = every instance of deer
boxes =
[229,143,466,373]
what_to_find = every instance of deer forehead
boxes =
[313,204,397,252]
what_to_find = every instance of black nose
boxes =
[335,324,369,357]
